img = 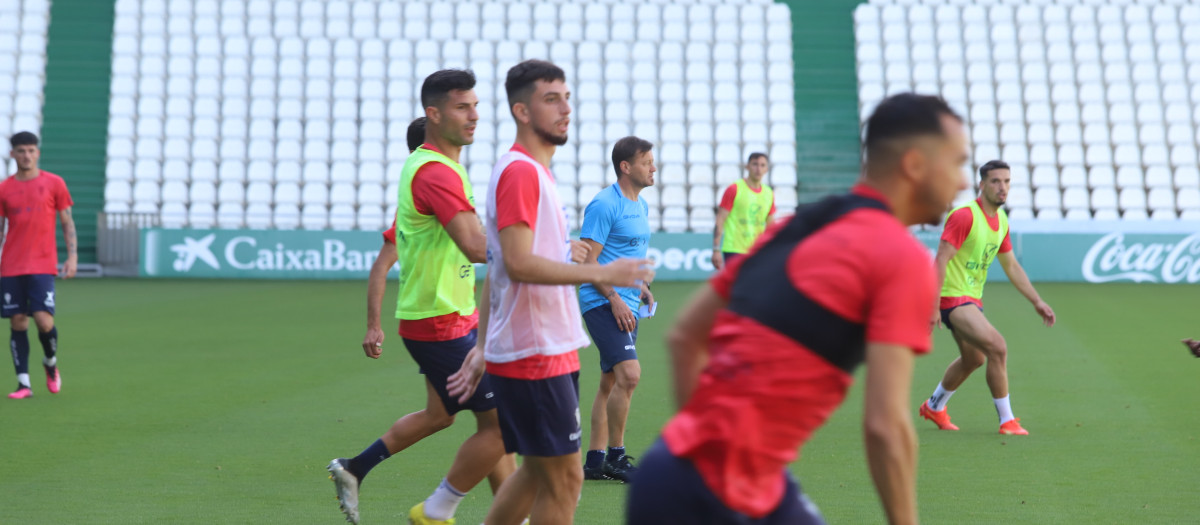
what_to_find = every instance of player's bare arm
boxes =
[712,208,730,270]
[930,240,959,329]
[0,216,6,252]
[666,285,726,408]
[582,238,636,332]
[567,239,590,263]
[362,241,398,358]
[863,343,919,525]
[444,211,488,264]
[448,277,489,403]
[498,224,652,287]
[59,207,77,278]
[997,251,1055,327]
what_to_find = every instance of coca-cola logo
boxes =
[1082,232,1200,283]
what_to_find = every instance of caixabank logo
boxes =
[143,229,392,279]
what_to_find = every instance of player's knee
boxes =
[428,412,455,431]
[32,314,54,333]
[961,355,984,371]
[985,335,1008,359]
[554,462,583,492]
[10,315,29,331]
[616,369,640,392]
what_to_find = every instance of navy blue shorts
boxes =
[1,274,56,318]
[940,303,983,333]
[626,439,825,525]
[403,331,495,415]
[722,251,744,268]
[491,371,581,456]
[583,304,639,373]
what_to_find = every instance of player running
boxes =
[919,159,1056,436]
[712,152,775,270]
[1,131,77,400]
[327,72,514,525]
[448,59,653,525]
[579,136,656,483]
[626,93,969,525]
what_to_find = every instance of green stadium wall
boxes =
[783,0,863,203]
[40,0,116,265]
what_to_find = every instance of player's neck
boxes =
[425,133,462,164]
[743,176,762,190]
[514,129,555,168]
[14,167,39,180]
[859,178,921,226]
[977,197,1000,217]
[616,177,642,201]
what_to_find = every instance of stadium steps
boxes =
[40,0,116,264]
[786,0,863,203]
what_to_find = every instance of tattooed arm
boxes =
[59,207,77,278]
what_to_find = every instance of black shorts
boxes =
[403,330,496,415]
[583,304,639,373]
[491,371,581,457]
[940,303,983,333]
[722,251,744,268]
[1,274,56,318]
[626,438,825,525]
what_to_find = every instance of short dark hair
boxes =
[420,69,476,109]
[978,160,1010,180]
[863,93,962,166]
[505,59,566,111]
[747,152,768,163]
[9,131,38,149]
[406,117,427,153]
[611,136,654,178]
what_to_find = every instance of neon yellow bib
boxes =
[942,201,1008,299]
[394,147,476,320]
[720,178,774,253]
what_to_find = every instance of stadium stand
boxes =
[105,0,799,231]
[0,0,51,174]
[857,2,1200,220]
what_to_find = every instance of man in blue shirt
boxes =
[579,136,656,483]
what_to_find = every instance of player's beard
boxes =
[533,121,568,146]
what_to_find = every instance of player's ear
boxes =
[425,105,440,126]
[899,143,929,183]
[511,102,530,125]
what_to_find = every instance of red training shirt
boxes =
[381,144,478,342]
[718,181,777,215]
[661,184,938,518]
[0,171,73,277]
[485,143,580,380]
[938,198,1012,310]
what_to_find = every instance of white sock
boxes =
[994,395,1015,424]
[424,478,466,520]
[16,373,30,388]
[928,383,955,411]
[43,356,56,368]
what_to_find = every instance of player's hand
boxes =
[568,240,590,264]
[448,345,486,403]
[362,328,385,358]
[598,258,655,288]
[930,309,942,332]
[1034,301,1055,327]
[712,249,724,270]
[610,297,637,332]
[61,257,77,279]
[640,285,655,310]
[1182,339,1200,358]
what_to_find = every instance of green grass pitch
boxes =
[1,279,1197,523]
